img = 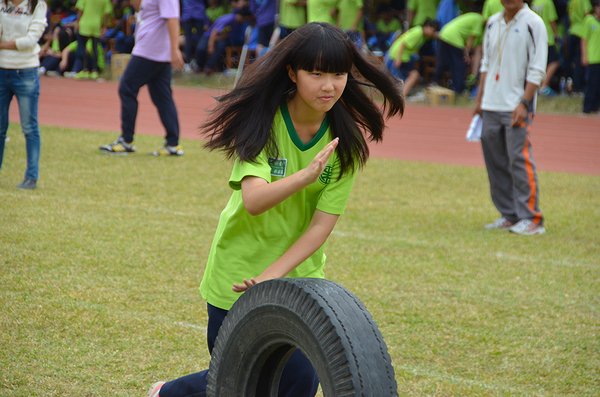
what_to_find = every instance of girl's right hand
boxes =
[303,138,338,185]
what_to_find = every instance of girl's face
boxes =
[288,68,348,114]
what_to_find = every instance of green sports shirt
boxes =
[568,0,593,37]
[439,13,485,50]
[279,0,306,29]
[199,103,357,310]
[582,15,600,64]
[532,0,559,46]
[482,0,503,20]
[337,0,363,31]
[75,0,113,38]
[307,0,337,24]
[388,26,426,63]
[408,0,439,27]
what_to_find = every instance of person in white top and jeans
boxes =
[474,0,548,235]
[0,0,47,189]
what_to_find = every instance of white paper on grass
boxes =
[466,114,482,142]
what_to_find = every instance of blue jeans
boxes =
[0,68,41,181]
[159,303,319,397]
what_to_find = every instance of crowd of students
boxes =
[36,0,600,114]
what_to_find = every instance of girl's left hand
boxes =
[232,277,259,293]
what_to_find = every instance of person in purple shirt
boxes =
[99,0,185,156]
[181,0,209,66]
[250,0,277,56]
[195,1,252,74]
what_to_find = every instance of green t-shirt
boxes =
[279,0,306,29]
[568,0,593,37]
[307,0,337,24]
[76,0,113,38]
[376,17,401,34]
[582,14,600,64]
[337,0,363,31]
[408,0,439,27]
[482,0,503,20]
[388,26,426,63]
[532,0,558,45]
[199,104,357,310]
[66,40,105,70]
[439,13,485,50]
[206,5,227,22]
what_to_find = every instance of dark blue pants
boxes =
[118,55,179,146]
[182,19,205,63]
[434,40,466,93]
[159,303,320,397]
[76,34,99,72]
[195,36,232,71]
[567,34,586,92]
[583,63,600,114]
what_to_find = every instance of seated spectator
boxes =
[195,3,253,74]
[39,26,74,74]
[206,0,228,23]
[370,3,401,52]
[434,12,485,93]
[60,39,106,78]
[385,19,440,97]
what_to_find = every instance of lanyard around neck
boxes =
[496,17,517,81]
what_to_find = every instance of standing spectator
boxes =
[250,0,277,57]
[581,0,600,113]
[386,19,440,97]
[436,0,460,28]
[408,0,439,27]
[181,0,208,68]
[567,0,592,93]
[474,0,548,235]
[0,0,47,189]
[279,0,306,39]
[335,0,363,45]
[532,0,562,96]
[73,0,112,80]
[434,12,485,93]
[482,0,503,20]
[306,0,337,24]
[99,0,185,156]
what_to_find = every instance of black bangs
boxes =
[288,23,354,74]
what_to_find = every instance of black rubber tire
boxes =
[207,278,398,397]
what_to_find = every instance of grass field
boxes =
[1,124,599,396]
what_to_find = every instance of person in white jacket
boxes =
[473,0,547,235]
[0,0,47,189]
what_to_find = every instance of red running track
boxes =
[10,76,600,175]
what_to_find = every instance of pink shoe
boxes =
[147,381,165,397]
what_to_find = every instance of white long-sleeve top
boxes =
[0,0,47,69]
[480,4,548,112]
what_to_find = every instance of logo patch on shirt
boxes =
[268,157,287,177]
[318,165,333,185]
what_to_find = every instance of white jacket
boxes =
[480,4,548,112]
[0,0,48,69]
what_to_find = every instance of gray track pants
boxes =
[480,111,543,226]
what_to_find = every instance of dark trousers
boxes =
[159,303,320,397]
[434,40,467,93]
[76,34,99,72]
[182,19,205,63]
[567,34,586,92]
[195,36,232,71]
[118,55,179,146]
[583,63,600,113]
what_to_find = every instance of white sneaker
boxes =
[38,66,46,75]
[509,219,546,235]
[147,381,165,397]
[483,217,514,230]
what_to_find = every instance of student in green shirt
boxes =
[434,12,485,93]
[372,3,402,51]
[148,22,404,397]
[408,0,439,27]
[581,0,600,113]
[567,0,593,92]
[335,0,363,45]
[307,0,337,24]
[385,19,440,97]
[279,0,306,38]
[482,0,503,20]
[74,0,113,80]
[532,0,561,95]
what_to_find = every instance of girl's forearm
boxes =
[0,41,18,50]
[241,171,312,216]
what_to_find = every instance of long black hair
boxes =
[203,22,404,178]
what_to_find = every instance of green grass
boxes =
[1,124,599,396]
